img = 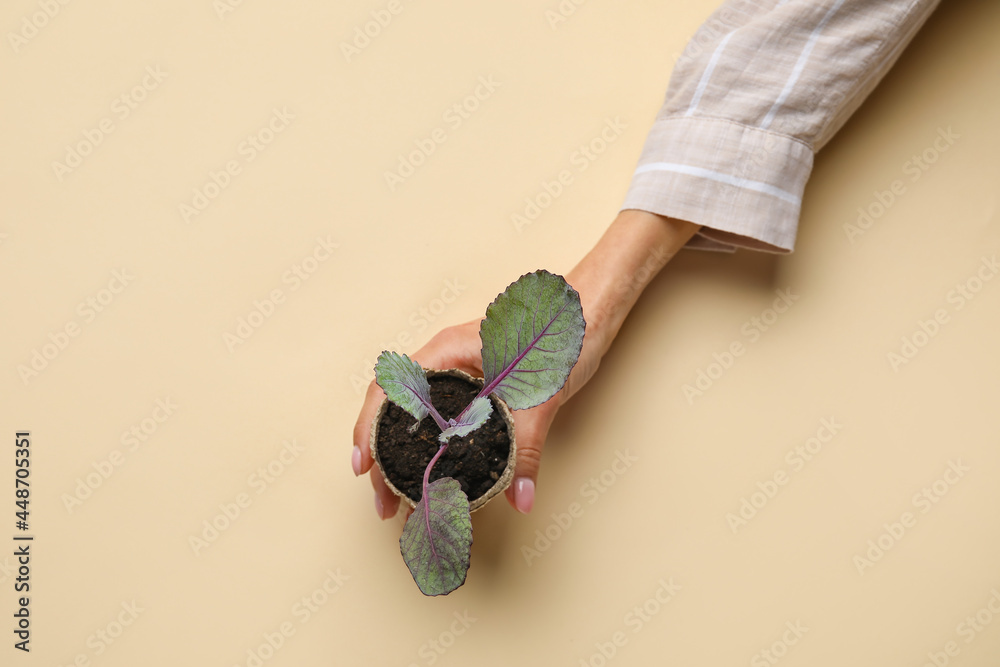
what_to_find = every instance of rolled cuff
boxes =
[621,116,815,253]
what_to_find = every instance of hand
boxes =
[351,314,604,518]
[352,210,700,519]
[351,319,484,520]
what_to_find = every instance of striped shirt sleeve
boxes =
[622,0,941,253]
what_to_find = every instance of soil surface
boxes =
[377,374,511,504]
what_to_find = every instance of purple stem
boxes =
[421,442,449,557]
[425,404,450,432]
[451,301,570,424]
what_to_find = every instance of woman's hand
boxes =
[351,313,603,517]
[352,210,700,519]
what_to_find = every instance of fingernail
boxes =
[374,492,385,520]
[351,446,362,476]
[514,477,535,514]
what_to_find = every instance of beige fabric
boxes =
[623,0,942,253]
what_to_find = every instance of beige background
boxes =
[2,0,999,665]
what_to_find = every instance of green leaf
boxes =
[438,397,493,443]
[399,478,472,596]
[374,351,448,432]
[478,270,585,410]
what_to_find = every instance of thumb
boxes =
[504,400,559,514]
[409,320,485,378]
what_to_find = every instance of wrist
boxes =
[566,210,700,356]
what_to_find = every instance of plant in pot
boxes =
[370,269,586,596]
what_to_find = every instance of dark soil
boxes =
[376,373,511,504]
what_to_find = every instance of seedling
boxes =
[373,269,586,595]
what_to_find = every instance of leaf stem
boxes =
[425,405,450,433]
[421,442,449,554]
[423,443,448,496]
[452,296,574,425]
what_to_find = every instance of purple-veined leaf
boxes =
[476,270,585,411]
[438,397,493,443]
[400,477,472,596]
[374,351,448,432]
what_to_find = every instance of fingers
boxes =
[500,333,602,514]
[409,320,485,377]
[371,468,400,521]
[503,400,560,514]
[354,318,487,521]
[353,322,479,478]
[354,380,398,520]
[352,379,386,476]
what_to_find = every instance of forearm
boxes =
[566,210,700,358]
